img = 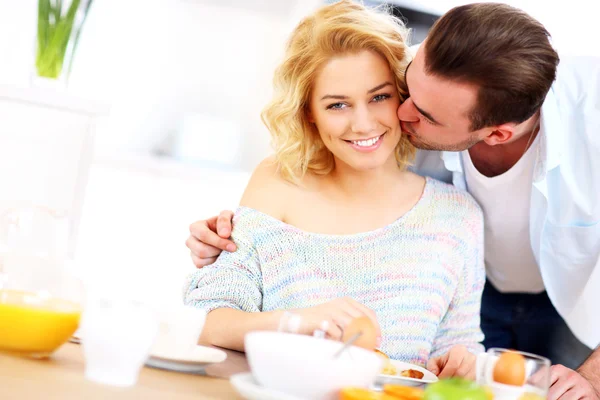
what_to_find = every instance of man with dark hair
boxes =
[185,3,599,398]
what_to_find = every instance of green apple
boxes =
[424,378,488,400]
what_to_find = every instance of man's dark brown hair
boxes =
[424,3,560,131]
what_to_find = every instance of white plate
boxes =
[374,360,438,387]
[231,373,305,400]
[145,344,227,373]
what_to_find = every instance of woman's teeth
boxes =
[351,135,381,147]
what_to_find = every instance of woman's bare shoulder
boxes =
[239,156,297,220]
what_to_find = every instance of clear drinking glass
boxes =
[476,348,551,400]
[80,295,159,387]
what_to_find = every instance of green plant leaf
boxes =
[66,0,94,79]
[36,0,51,65]
[36,0,92,80]
[50,0,62,25]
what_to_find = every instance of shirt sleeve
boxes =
[429,205,486,358]
[183,213,263,313]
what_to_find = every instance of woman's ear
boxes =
[306,108,315,124]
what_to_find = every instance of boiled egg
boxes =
[493,351,526,386]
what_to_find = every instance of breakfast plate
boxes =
[231,373,305,400]
[374,360,438,387]
[145,344,227,373]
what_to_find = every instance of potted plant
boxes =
[35,0,94,84]
[0,0,107,260]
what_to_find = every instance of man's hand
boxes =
[427,345,477,380]
[578,349,600,399]
[186,210,236,268]
[549,364,599,400]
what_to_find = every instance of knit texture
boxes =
[184,177,485,365]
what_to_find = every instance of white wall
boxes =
[0,0,322,172]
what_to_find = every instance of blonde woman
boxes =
[184,0,484,375]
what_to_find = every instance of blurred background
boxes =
[0,0,596,309]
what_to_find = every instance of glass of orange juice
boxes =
[0,205,83,358]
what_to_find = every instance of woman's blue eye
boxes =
[372,93,391,102]
[327,102,347,110]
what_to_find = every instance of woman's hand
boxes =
[291,297,381,344]
[427,345,477,380]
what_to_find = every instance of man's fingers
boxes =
[216,210,235,238]
[194,226,236,252]
[549,365,574,400]
[549,380,575,400]
[192,217,216,236]
[529,368,550,387]
[551,365,566,386]
[191,215,236,252]
[191,253,217,268]
[556,387,584,400]
[186,236,222,258]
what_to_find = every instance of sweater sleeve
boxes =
[429,202,486,358]
[183,211,263,313]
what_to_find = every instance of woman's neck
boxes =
[325,156,405,201]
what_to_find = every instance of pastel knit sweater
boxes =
[184,177,485,365]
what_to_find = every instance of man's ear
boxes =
[481,123,515,146]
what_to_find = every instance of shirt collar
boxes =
[534,86,564,181]
[441,149,462,173]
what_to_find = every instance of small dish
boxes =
[145,344,227,373]
[231,372,305,400]
[374,360,438,387]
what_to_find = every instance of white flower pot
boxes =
[0,83,109,257]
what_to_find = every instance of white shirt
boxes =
[410,55,600,349]
[462,134,544,293]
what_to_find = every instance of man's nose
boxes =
[397,98,420,122]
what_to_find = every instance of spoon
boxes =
[332,332,363,359]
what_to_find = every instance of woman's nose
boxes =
[351,105,377,134]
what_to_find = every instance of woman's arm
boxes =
[183,158,290,351]
[200,308,284,352]
[183,212,266,351]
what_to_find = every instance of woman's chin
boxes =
[331,146,398,173]
[346,158,393,173]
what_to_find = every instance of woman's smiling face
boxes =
[309,50,402,172]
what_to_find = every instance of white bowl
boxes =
[245,331,383,400]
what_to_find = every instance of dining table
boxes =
[0,342,251,399]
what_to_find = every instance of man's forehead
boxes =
[405,50,477,123]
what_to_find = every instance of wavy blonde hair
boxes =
[261,0,415,184]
